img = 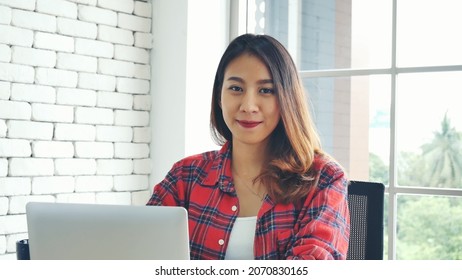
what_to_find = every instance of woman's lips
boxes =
[237,120,262,128]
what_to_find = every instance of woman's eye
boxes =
[260,88,274,94]
[229,86,243,92]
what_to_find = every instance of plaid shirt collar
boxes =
[201,141,276,209]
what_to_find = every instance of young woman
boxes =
[147,34,350,260]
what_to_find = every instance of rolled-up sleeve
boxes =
[286,162,350,260]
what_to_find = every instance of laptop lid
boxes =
[26,202,190,260]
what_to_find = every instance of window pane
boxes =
[397,195,462,260]
[302,75,390,182]
[397,0,462,67]
[396,72,462,188]
[246,0,392,70]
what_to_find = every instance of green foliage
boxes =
[369,153,389,185]
[369,114,462,259]
[420,113,462,188]
[396,114,462,188]
[397,151,426,186]
[397,196,462,260]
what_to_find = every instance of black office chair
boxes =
[346,180,385,260]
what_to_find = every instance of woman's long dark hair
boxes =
[210,34,323,204]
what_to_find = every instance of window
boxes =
[237,0,462,259]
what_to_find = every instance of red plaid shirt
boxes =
[147,142,350,260]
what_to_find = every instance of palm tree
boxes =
[421,113,462,188]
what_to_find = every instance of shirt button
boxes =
[231,205,237,212]
[218,239,225,246]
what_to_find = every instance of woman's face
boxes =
[220,53,281,148]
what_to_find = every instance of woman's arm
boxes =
[285,161,350,260]
[146,161,185,207]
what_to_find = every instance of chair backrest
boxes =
[346,180,385,260]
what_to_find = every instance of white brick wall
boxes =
[9,158,54,176]
[118,13,151,32]
[96,125,133,142]
[0,120,6,137]
[96,159,133,175]
[78,5,117,26]
[0,25,34,47]
[114,110,149,126]
[0,159,7,176]
[113,174,148,191]
[54,123,96,141]
[98,25,134,45]
[0,101,31,120]
[74,141,114,158]
[75,38,114,58]
[0,62,35,83]
[114,44,149,64]
[32,103,74,123]
[0,197,8,215]
[133,127,151,143]
[36,0,78,19]
[0,177,32,196]
[0,0,35,10]
[35,67,78,87]
[0,44,11,62]
[11,83,56,103]
[55,158,96,175]
[0,0,152,257]
[12,46,56,67]
[34,32,74,53]
[0,5,12,25]
[98,0,134,14]
[32,176,75,195]
[56,53,97,73]
[11,9,56,32]
[97,91,133,109]
[0,138,31,157]
[56,87,96,106]
[98,58,135,78]
[32,141,74,158]
[133,94,151,110]
[134,1,151,18]
[75,175,113,192]
[78,72,116,91]
[117,77,150,94]
[133,158,151,174]
[7,120,54,140]
[74,106,113,124]
[0,81,10,100]
[57,17,97,39]
[96,191,131,205]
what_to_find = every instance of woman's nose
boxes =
[239,91,259,113]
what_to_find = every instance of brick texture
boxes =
[0,0,152,257]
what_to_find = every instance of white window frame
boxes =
[233,0,462,260]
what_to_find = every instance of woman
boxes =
[147,34,350,260]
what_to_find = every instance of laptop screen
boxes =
[26,202,190,260]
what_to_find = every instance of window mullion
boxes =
[388,0,399,260]
[288,0,301,67]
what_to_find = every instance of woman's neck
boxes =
[231,141,268,179]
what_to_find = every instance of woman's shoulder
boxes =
[313,153,344,173]
[173,144,230,168]
[178,149,221,165]
[312,152,347,189]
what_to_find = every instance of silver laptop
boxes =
[26,202,190,260]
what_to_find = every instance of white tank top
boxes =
[224,216,257,260]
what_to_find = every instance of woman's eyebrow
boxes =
[257,79,273,85]
[226,77,273,85]
[226,76,244,83]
